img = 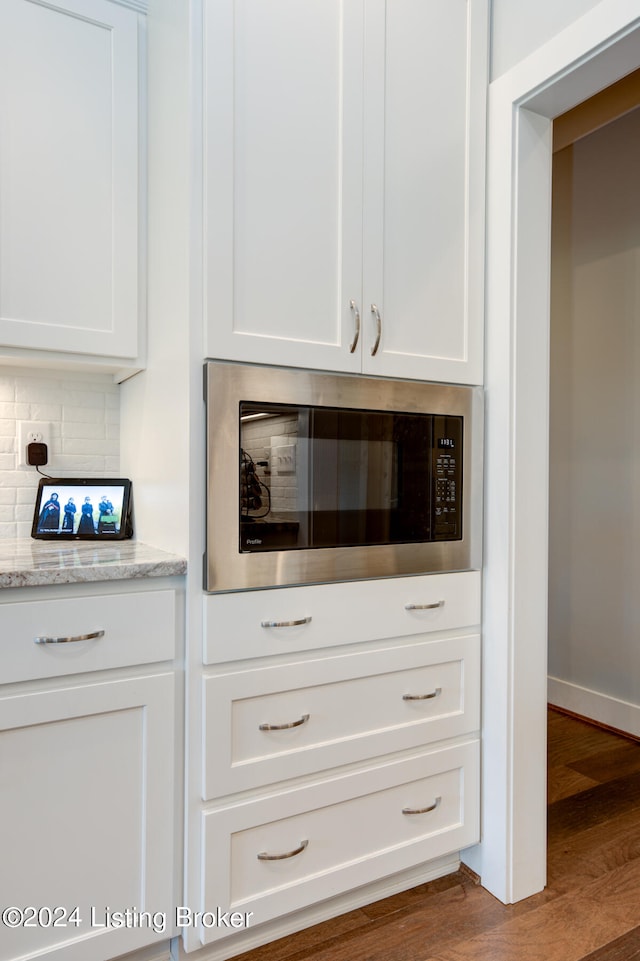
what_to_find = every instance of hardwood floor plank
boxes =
[548,771,640,839]
[580,926,640,961]
[568,742,640,783]
[357,873,465,920]
[547,713,624,767]
[547,804,640,896]
[269,881,510,961]
[548,763,600,803]
[421,858,640,961]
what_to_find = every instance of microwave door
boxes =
[308,408,433,550]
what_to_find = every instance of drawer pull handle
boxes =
[257,839,309,861]
[259,714,310,732]
[370,304,382,356]
[403,687,442,702]
[34,629,105,645]
[261,616,312,628]
[349,299,361,353]
[404,601,445,611]
[402,796,441,816]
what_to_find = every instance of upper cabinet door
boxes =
[362,0,488,384]
[205,0,364,373]
[204,0,488,384]
[0,0,141,361]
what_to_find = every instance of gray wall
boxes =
[490,0,602,79]
[548,107,640,712]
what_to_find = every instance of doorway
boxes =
[549,84,640,734]
[467,5,640,906]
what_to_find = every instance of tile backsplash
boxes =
[0,367,120,539]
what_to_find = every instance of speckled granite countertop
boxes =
[0,539,187,589]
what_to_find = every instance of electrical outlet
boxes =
[18,422,52,468]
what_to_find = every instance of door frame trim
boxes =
[465,2,640,903]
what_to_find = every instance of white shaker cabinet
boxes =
[0,582,180,961]
[204,0,488,384]
[0,0,143,371]
[191,572,481,952]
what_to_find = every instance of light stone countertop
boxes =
[0,538,187,589]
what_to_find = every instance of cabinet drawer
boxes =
[201,740,479,943]
[204,571,480,663]
[203,634,479,798]
[2,590,176,684]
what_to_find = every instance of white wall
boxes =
[549,106,640,728]
[490,0,602,79]
[0,367,119,539]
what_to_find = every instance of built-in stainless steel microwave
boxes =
[205,361,483,592]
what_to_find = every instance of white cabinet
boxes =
[0,0,143,371]
[0,582,180,961]
[203,632,480,797]
[201,740,479,944]
[193,572,481,950]
[204,0,488,384]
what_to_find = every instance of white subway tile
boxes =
[14,382,64,404]
[62,438,118,457]
[63,405,105,424]
[0,371,120,539]
[17,485,40,504]
[62,422,107,441]
[29,404,63,422]
[61,389,108,409]
[15,504,35,522]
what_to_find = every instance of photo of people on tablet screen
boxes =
[34,482,129,537]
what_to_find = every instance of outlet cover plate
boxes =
[18,422,52,468]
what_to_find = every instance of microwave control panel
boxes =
[432,417,463,540]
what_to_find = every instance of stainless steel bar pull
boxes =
[349,300,361,353]
[402,688,442,702]
[34,629,105,645]
[370,304,382,356]
[257,839,309,861]
[402,796,441,816]
[404,601,445,611]
[261,616,312,628]
[259,714,310,732]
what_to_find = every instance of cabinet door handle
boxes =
[259,714,310,731]
[34,629,105,645]
[402,796,441,816]
[402,688,442,702]
[370,304,382,356]
[404,601,445,611]
[261,616,312,628]
[349,300,361,353]
[257,839,309,861]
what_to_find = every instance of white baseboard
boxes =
[548,676,640,737]
[173,854,460,961]
[118,941,173,961]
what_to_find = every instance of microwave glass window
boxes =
[239,402,463,553]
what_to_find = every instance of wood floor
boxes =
[235,709,640,961]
